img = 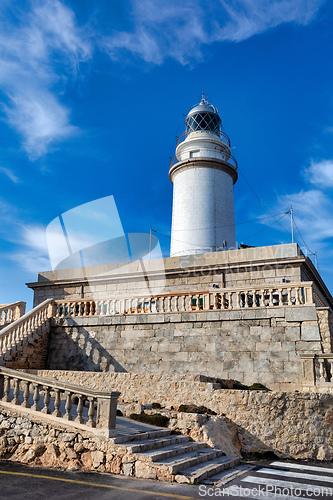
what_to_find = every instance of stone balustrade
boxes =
[54,281,314,318]
[301,354,333,388]
[0,366,120,437]
[0,301,26,327]
[0,298,54,361]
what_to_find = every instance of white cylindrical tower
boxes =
[169,95,238,257]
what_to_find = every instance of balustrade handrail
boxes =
[54,281,315,318]
[0,301,25,312]
[0,301,26,325]
[0,298,53,337]
[0,366,120,437]
[0,366,116,399]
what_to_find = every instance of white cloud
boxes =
[0,0,91,159]
[0,167,20,183]
[304,159,333,189]
[103,0,325,64]
[276,189,333,251]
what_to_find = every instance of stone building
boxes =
[23,96,333,392]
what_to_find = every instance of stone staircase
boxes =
[0,299,54,368]
[113,428,240,483]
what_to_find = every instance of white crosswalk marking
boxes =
[258,467,333,483]
[242,474,333,494]
[270,461,333,474]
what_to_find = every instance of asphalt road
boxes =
[0,461,202,500]
[1,460,333,499]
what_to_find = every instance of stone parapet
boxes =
[46,305,323,391]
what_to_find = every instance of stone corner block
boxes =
[285,306,317,323]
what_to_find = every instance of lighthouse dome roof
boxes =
[185,95,221,137]
[187,97,219,117]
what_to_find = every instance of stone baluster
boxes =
[53,388,62,417]
[75,395,85,424]
[32,384,41,411]
[278,289,282,307]
[12,378,21,405]
[64,391,73,420]
[42,386,51,414]
[182,295,186,311]
[2,376,11,402]
[87,397,96,427]
[295,287,300,305]
[319,361,327,383]
[212,293,217,310]
[236,291,241,309]
[22,381,31,408]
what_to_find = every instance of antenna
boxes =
[290,205,294,244]
[149,226,152,260]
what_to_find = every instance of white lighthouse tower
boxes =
[169,95,238,257]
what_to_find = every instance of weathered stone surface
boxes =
[91,450,104,468]
[301,325,321,341]
[285,306,317,322]
[135,461,157,479]
[44,304,325,390]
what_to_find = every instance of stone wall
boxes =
[0,406,171,479]
[23,371,333,461]
[46,305,323,391]
[4,325,50,370]
[29,244,308,306]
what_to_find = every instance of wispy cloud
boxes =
[103,0,325,64]
[0,0,91,159]
[304,159,333,189]
[0,166,20,183]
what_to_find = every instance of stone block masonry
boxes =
[47,305,323,391]
[30,371,333,461]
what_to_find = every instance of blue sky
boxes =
[1,0,333,309]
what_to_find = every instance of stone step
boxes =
[155,447,222,474]
[112,429,171,444]
[175,456,240,484]
[125,435,190,453]
[139,441,205,463]
[201,463,253,485]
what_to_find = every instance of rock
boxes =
[81,451,92,469]
[59,433,76,442]
[25,436,32,444]
[135,461,157,479]
[174,474,190,484]
[0,421,11,429]
[123,463,133,476]
[74,443,85,453]
[66,448,77,460]
[109,455,122,474]
[23,449,35,462]
[91,450,104,468]
[39,444,60,467]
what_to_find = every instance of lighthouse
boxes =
[169,95,238,257]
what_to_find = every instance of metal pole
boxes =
[315,251,318,270]
[290,205,294,244]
